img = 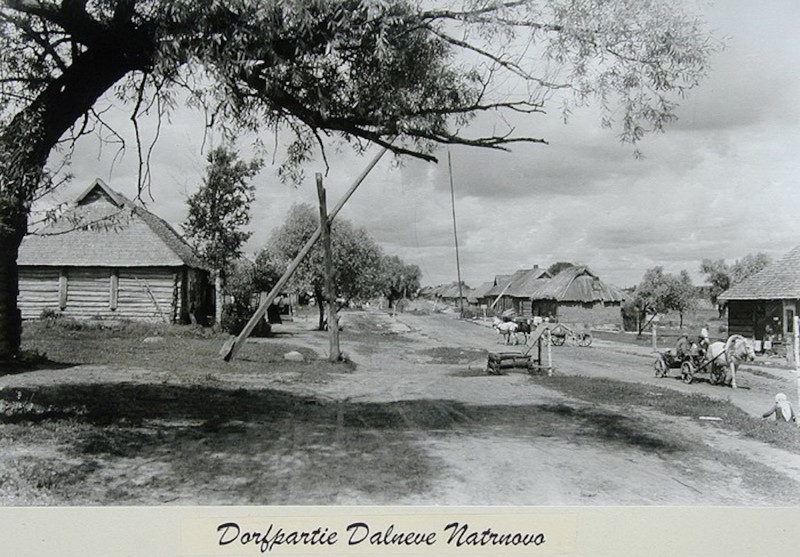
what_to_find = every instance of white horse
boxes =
[492,317,519,345]
[706,334,755,389]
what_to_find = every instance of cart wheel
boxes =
[681,361,694,384]
[578,333,593,347]
[654,357,668,378]
[552,335,565,346]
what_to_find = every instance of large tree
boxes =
[0,0,718,361]
[263,203,384,330]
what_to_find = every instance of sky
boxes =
[38,0,800,290]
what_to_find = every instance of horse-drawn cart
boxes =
[550,323,592,347]
[653,334,752,386]
[679,352,728,385]
[652,347,717,384]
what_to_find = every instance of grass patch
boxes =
[19,318,353,380]
[529,374,800,453]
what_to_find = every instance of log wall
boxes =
[18,268,60,319]
[18,266,182,322]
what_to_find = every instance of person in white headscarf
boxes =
[762,393,796,423]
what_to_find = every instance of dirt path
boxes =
[2,308,799,506]
[251,309,800,505]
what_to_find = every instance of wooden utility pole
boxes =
[448,150,464,317]
[220,145,389,361]
[794,315,800,428]
[317,173,340,362]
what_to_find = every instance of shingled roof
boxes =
[19,179,208,270]
[719,246,800,301]
[529,266,625,303]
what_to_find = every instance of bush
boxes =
[220,302,271,337]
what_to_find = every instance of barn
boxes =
[17,179,214,324]
[718,245,800,346]
[528,266,625,326]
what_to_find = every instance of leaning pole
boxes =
[220,146,390,361]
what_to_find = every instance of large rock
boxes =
[283,351,305,362]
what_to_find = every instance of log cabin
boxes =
[17,179,213,324]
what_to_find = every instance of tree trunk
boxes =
[316,288,326,331]
[0,215,25,362]
[0,13,156,363]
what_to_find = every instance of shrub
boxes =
[220,302,271,337]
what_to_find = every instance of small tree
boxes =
[699,258,731,312]
[700,253,770,317]
[182,146,262,324]
[631,267,696,334]
[264,204,385,330]
[670,270,697,329]
[219,252,284,335]
[730,253,771,284]
[182,146,263,273]
[380,255,422,310]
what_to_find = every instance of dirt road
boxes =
[249,308,800,505]
[2,308,800,506]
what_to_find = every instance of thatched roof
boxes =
[719,246,800,301]
[505,267,551,297]
[485,274,513,297]
[19,179,208,270]
[529,266,625,303]
[467,281,495,302]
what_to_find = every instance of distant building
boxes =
[17,179,214,323]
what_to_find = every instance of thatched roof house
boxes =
[529,266,625,326]
[18,179,213,323]
[719,245,800,341]
[484,266,551,315]
[480,274,513,308]
[467,281,494,305]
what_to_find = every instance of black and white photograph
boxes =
[1,0,800,530]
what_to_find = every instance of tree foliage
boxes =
[0,0,720,359]
[262,203,384,329]
[380,255,422,309]
[219,253,284,335]
[630,266,696,332]
[700,252,771,306]
[546,261,575,276]
[182,146,262,274]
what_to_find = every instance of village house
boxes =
[480,274,513,311]
[17,179,214,324]
[528,266,625,326]
[719,245,800,349]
